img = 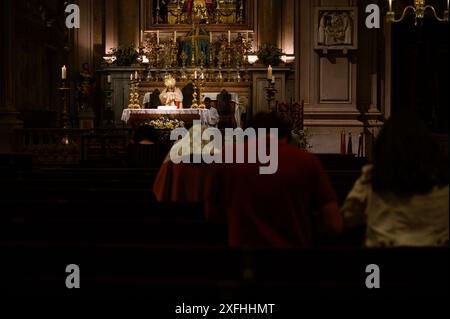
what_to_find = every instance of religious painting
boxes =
[313,7,358,51]
[142,0,254,30]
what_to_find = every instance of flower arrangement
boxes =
[110,46,139,66]
[291,128,312,149]
[257,44,283,66]
[143,117,185,130]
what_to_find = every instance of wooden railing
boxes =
[13,128,134,166]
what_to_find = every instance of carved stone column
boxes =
[0,0,22,152]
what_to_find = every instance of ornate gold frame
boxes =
[141,0,255,31]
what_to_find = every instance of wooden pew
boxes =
[2,245,447,299]
[0,200,227,247]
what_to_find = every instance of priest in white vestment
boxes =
[159,76,183,108]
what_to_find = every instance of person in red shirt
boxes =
[206,112,342,248]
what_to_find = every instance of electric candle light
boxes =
[267,65,272,80]
[61,65,67,80]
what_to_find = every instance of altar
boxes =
[121,109,211,129]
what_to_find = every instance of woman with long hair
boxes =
[341,110,449,247]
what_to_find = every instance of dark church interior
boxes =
[0,0,448,313]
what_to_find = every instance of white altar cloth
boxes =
[121,109,211,125]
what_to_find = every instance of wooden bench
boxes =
[2,245,447,299]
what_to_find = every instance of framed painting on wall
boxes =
[313,7,358,52]
[141,0,255,31]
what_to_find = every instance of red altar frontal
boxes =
[121,109,211,128]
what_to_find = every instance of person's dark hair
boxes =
[248,111,292,140]
[372,110,448,196]
[204,97,212,102]
[134,125,158,144]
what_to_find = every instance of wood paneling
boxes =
[319,57,351,103]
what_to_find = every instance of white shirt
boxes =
[342,165,449,247]
[207,107,220,127]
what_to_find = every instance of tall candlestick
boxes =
[61,65,67,80]
[267,65,272,80]
[388,0,393,11]
[228,30,231,44]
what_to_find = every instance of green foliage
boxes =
[257,44,283,66]
[291,128,312,149]
[110,46,138,66]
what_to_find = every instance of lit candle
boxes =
[447,0,449,10]
[130,74,134,81]
[388,0,393,11]
[61,65,67,80]
[157,30,160,44]
[194,70,198,79]
[174,31,177,42]
[107,75,112,84]
[210,32,213,44]
[267,65,272,80]
[135,71,139,80]
[228,30,231,44]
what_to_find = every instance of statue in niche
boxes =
[318,11,352,46]
[76,63,96,112]
[187,0,214,23]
